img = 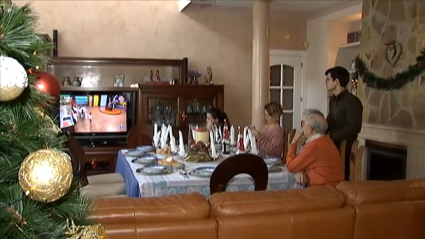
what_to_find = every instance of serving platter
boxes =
[136,145,156,153]
[125,150,147,157]
[131,155,157,164]
[190,166,216,178]
[263,157,282,166]
[268,166,283,174]
[136,165,172,176]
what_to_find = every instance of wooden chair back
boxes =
[349,140,359,181]
[127,124,153,148]
[353,145,365,181]
[65,133,88,186]
[210,154,268,195]
[338,139,347,175]
[282,128,296,162]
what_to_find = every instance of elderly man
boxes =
[286,109,344,187]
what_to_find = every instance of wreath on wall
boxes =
[353,42,425,91]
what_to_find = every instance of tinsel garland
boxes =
[353,50,425,90]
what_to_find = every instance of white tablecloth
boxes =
[117,150,303,198]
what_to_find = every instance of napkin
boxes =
[230,126,236,146]
[243,126,250,151]
[247,128,259,155]
[178,130,186,157]
[214,125,220,143]
[210,130,219,160]
[191,125,196,141]
[160,124,168,149]
[168,125,178,153]
[153,123,160,148]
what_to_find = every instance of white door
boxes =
[270,53,304,129]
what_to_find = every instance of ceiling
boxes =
[188,0,361,17]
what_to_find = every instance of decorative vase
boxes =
[71,77,81,87]
[62,76,71,86]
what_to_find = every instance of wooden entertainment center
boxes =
[49,57,224,175]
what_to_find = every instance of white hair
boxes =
[302,109,327,134]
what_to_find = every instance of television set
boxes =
[59,87,137,146]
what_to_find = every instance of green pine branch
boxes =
[0,4,92,239]
[0,4,53,70]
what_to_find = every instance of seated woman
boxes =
[206,107,230,129]
[250,102,284,158]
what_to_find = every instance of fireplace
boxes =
[365,140,407,181]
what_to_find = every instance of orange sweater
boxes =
[286,135,344,186]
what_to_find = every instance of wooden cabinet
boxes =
[84,146,123,175]
[137,85,224,139]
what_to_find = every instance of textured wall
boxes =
[19,1,307,126]
[358,0,425,129]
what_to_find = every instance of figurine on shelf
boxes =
[155,70,161,81]
[187,69,201,85]
[150,70,154,81]
[204,67,213,85]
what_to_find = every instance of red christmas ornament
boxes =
[33,71,60,99]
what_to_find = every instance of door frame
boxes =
[270,49,307,127]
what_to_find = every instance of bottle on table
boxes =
[221,119,230,154]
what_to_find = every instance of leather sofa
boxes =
[90,179,425,239]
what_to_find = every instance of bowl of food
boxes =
[158,156,183,169]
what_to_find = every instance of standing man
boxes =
[325,66,363,181]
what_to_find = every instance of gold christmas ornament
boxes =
[0,56,29,102]
[18,149,73,203]
[65,219,109,239]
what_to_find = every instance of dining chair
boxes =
[349,140,359,181]
[353,145,365,181]
[282,128,296,163]
[66,133,126,198]
[338,139,347,178]
[209,154,268,195]
[127,124,153,148]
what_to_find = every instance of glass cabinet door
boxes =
[146,96,179,126]
[183,97,215,126]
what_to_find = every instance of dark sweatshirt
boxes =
[326,90,363,142]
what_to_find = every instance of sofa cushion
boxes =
[90,193,210,224]
[88,173,125,184]
[81,183,125,199]
[208,186,345,217]
[336,179,425,206]
[216,208,355,239]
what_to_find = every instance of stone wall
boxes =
[358,0,425,129]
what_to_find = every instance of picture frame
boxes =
[113,74,125,87]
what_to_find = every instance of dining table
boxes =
[115,149,304,198]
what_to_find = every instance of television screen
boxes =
[59,92,131,134]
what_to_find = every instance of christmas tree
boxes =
[0,1,105,238]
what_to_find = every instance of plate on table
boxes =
[136,145,156,153]
[190,166,216,178]
[125,150,146,157]
[132,154,157,164]
[136,165,172,176]
[263,157,282,166]
[268,166,283,174]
